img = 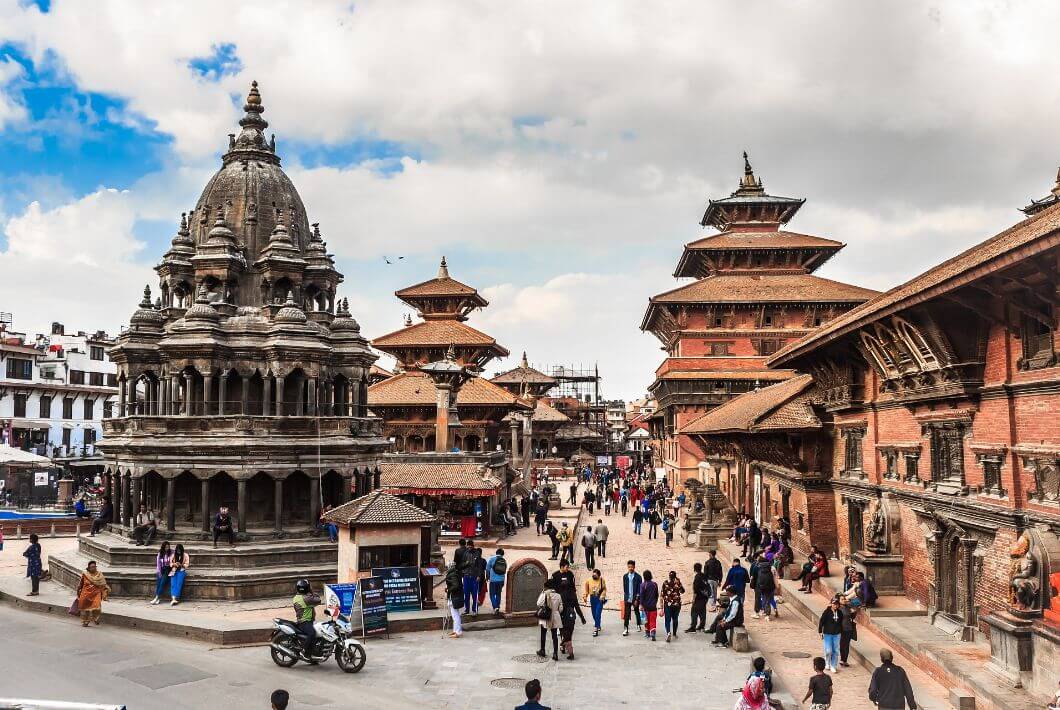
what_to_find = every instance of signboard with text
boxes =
[359,576,389,636]
[371,566,422,612]
[324,582,358,617]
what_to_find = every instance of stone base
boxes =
[982,612,1034,688]
[1029,620,1060,698]
[852,551,904,595]
[547,493,562,510]
[695,522,729,551]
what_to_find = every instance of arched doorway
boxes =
[282,369,306,416]
[246,472,275,528]
[140,471,165,514]
[321,470,345,507]
[209,472,238,516]
[283,471,311,527]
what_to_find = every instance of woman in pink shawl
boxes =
[734,675,769,710]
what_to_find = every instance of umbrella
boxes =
[0,444,52,466]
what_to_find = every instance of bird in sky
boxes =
[383,256,406,264]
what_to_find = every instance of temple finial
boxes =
[404,313,413,327]
[246,80,262,109]
[438,256,449,279]
[743,151,752,175]
[737,151,763,193]
[179,212,188,234]
[520,351,529,368]
[445,343,457,362]
[140,285,152,307]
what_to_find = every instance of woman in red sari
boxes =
[77,561,110,627]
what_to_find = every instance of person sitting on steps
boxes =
[212,506,235,547]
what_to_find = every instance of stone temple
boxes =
[50,82,389,600]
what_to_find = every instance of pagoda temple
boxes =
[641,154,878,487]
[49,82,389,600]
[490,352,570,461]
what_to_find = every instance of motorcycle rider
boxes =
[292,578,322,655]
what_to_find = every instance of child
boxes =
[802,656,833,710]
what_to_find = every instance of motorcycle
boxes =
[269,609,367,673]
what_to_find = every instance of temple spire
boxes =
[438,256,450,279]
[225,80,277,164]
[140,285,152,308]
[737,151,764,194]
[520,351,529,368]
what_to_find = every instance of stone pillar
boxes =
[218,374,227,416]
[203,372,212,415]
[111,473,120,523]
[159,379,168,415]
[241,375,249,415]
[130,475,141,523]
[435,383,452,453]
[308,377,318,416]
[295,379,305,416]
[120,474,130,526]
[183,372,193,416]
[237,479,247,534]
[275,377,285,417]
[510,419,520,465]
[274,477,283,534]
[118,378,127,417]
[350,379,360,418]
[263,376,272,416]
[309,476,320,529]
[960,537,978,641]
[200,477,210,533]
[171,375,181,415]
[341,474,353,503]
[166,477,176,531]
[324,382,333,416]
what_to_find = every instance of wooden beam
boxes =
[996,275,1060,309]
[942,293,1007,329]
[970,284,1053,327]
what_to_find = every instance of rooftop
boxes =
[681,374,818,435]
[368,370,530,408]
[379,459,504,497]
[322,489,435,526]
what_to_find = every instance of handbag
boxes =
[535,603,552,621]
[68,598,80,615]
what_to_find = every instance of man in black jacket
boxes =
[549,560,586,623]
[685,562,709,632]
[704,550,724,609]
[869,649,917,709]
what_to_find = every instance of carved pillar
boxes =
[262,376,272,417]
[200,477,210,533]
[130,475,141,523]
[118,378,127,417]
[435,383,452,453]
[510,419,520,465]
[218,374,227,416]
[170,375,180,415]
[961,537,978,640]
[308,377,318,416]
[241,375,249,415]
[309,476,320,529]
[120,473,130,526]
[237,479,247,534]
[111,472,121,524]
[203,372,212,415]
[930,529,945,614]
[183,372,193,417]
[274,477,283,533]
[166,477,176,531]
[275,377,285,417]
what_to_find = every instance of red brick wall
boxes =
[898,504,931,607]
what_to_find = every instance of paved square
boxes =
[113,661,217,690]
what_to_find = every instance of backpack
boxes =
[661,518,670,532]
[492,556,508,576]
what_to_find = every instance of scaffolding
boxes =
[546,363,600,403]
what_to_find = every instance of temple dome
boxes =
[274,292,308,324]
[184,284,220,322]
[129,285,164,328]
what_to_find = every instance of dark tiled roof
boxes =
[649,273,879,305]
[770,202,1060,366]
[656,369,796,382]
[681,374,818,434]
[323,489,436,526]
[491,366,557,386]
[379,461,503,495]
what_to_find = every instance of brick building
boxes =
[684,172,1060,700]
[641,154,877,486]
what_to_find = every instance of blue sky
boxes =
[3,1,1060,398]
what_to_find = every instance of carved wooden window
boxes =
[1020,316,1056,371]
[978,456,1005,497]
[883,450,898,479]
[928,422,966,484]
[860,332,897,377]
[904,453,920,483]
[893,318,939,370]
[709,342,731,356]
[843,428,864,475]
[1025,457,1059,504]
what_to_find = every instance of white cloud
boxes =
[0,55,28,130]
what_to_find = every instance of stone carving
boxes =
[1009,531,1041,612]
[867,504,887,553]
[505,558,547,614]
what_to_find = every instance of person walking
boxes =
[486,548,508,616]
[839,596,857,667]
[647,508,661,540]
[76,560,110,627]
[559,523,575,566]
[168,543,190,605]
[640,570,659,641]
[580,526,596,570]
[802,656,834,709]
[754,555,777,620]
[620,488,628,517]
[705,550,723,610]
[568,482,577,506]
[661,570,685,642]
[687,562,709,632]
[662,512,675,547]
[593,519,609,558]
[463,539,482,614]
[621,560,642,636]
[583,568,607,636]
[545,521,560,559]
[149,541,172,605]
[724,557,750,604]
[445,561,465,638]
[535,579,562,660]
[23,533,42,596]
[556,574,581,660]
[632,506,644,535]
[535,501,548,536]
[818,596,844,673]
[868,649,917,709]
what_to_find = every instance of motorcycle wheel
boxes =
[335,643,367,673]
[269,633,299,668]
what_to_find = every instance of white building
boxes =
[0,321,117,461]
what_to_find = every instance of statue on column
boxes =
[867,504,887,553]
[1009,531,1040,611]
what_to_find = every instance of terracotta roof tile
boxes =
[491,366,557,386]
[681,374,818,434]
[372,319,506,350]
[650,274,879,305]
[379,461,503,495]
[656,369,796,382]
[684,230,843,250]
[322,489,435,526]
[504,400,569,423]
[770,203,1060,365]
[395,276,482,299]
[368,371,529,407]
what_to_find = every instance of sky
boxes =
[2,1,1060,400]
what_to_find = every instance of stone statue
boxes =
[867,504,887,553]
[1009,532,1040,611]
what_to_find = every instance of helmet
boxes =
[295,578,311,594]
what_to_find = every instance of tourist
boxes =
[747,656,774,697]
[149,541,172,605]
[568,482,577,506]
[557,575,580,660]
[558,523,574,566]
[580,526,596,569]
[662,512,675,547]
[802,656,833,710]
[743,520,761,558]
[132,514,158,547]
[661,570,685,642]
[593,518,609,558]
[74,496,90,519]
[521,496,531,528]
[545,521,560,559]
[535,500,548,535]
[550,559,586,624]
[708,591,743,647]
[212,506,235,547]
[89,495,112,536]
[647,508,661,539]
[620,487,628,516]
[516,678,551,710]
[583,568,607,636]
[798,549,827,593]
[535,579,561,660]
[632,505,644,535]
[839,596,858,668]
[752,555,777,620]
[687,562,709,632]
[724,557,750,603]
[464,539,484,614]
[320,505,338,543]
[621,559,642,636]
[445,561,465,638]
[486,547,507,615]
[23,533,42,596]
[867,648,917,709]
[602,491,612,516]
[76,560,110,627]
[858,571,879,608]
[169,543,190,605]
[733,673,767,710]
[705,549,723,609]
[640,569,659,641]
[270,689,290,710]
[818,596,844,673]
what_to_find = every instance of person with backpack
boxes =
[558,523,574,566]
[621,559,643,636]
[640,570,660,641]
[535,579,562,660]
[632,505,644,535]
[545,520,560,559]
[580,526,596,569]
[647,508,661,540]
[445,561,466,638]
[662,512,675,547]
[486,548,508,616]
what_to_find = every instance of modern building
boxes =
[641,155,878,487]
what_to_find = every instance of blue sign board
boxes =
[325,583,359,615]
